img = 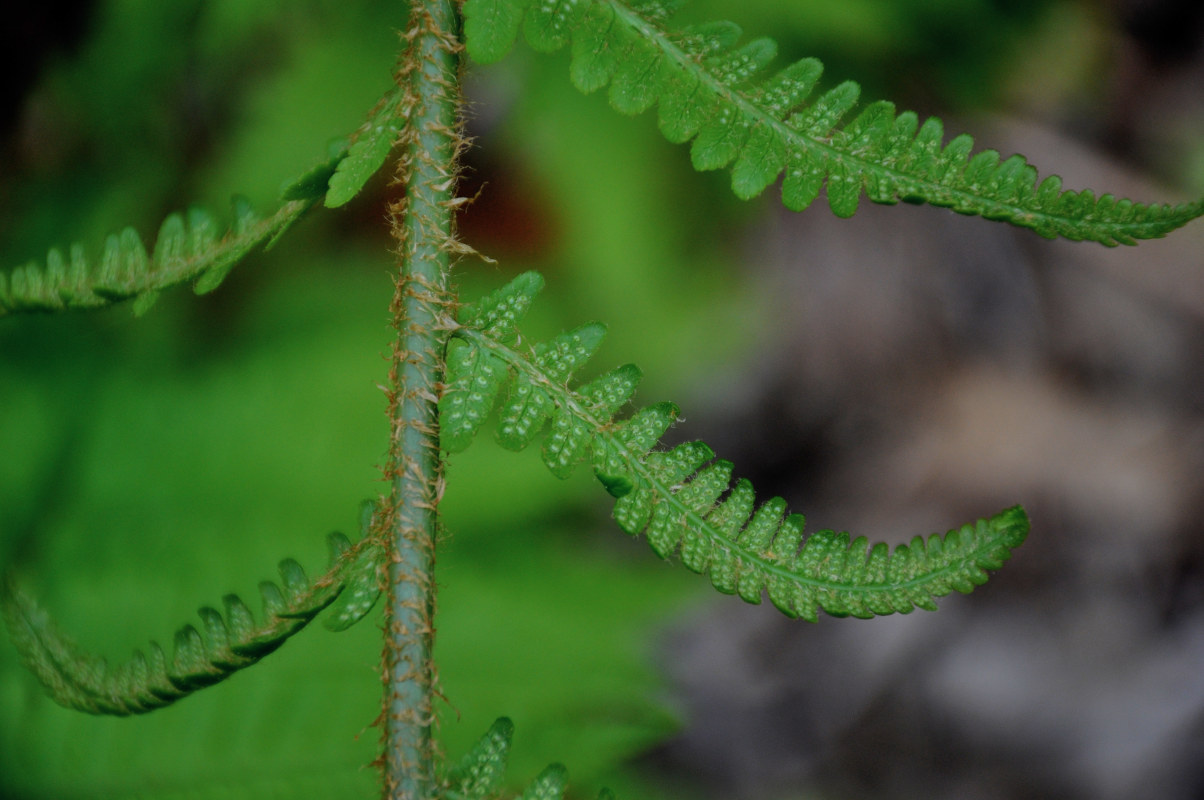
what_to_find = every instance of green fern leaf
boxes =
[323,501,386,631]
[281,137,352,201]
[520,764,569,800]
[0,197,309,317]
[440,272,1028,621]
[2,525,384,716]
[444,717,618,800]
[446,717,515,800]
[462,0,1204,245]
[464,0,532,64]
[325,86,407,208]
[0,145,351,318]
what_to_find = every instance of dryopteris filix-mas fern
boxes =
[3,0,1203,798]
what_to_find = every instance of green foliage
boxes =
[323,502,387,632]
[0,71,411,320]
[2,529,382,716]
[445,718,618,800]
[0,260,689,795]
[325,86,408,208]
[462,0,1204,244]
[0,191,318,318]
[2,0,1201,797]
[441,271,1029,621]
[446,717,516,799]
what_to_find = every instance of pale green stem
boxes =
[383,0,462,798]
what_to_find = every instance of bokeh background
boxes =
[2,1,1203,798]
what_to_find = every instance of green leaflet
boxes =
[461,0,1204,245]
[445,717,515,800]
[520,764,569,800]
[444,717,615,800]
[323,500,386,631]
[2,527,384,716]
[1,79,417,316]
[325,86,407,208]
[439,272,1029,621]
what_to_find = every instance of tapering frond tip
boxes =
[779,505,1030,622]
[613,435,1030,621]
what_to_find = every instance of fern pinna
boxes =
[441,271,1029,621]
[1,508,385,716]
[463,0,1203,245]
[0,142,354,319]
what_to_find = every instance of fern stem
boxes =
[383,0,463,798]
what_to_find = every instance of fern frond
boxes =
[440,272,1028,621]
[2,524,384,716]
[462,0,1204,245]
[0,145,348,318]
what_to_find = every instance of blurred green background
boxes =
[2,1,1201,799]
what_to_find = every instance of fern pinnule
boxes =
[440,271,1028,621]
[520,764,569,800]
[462,0,1204,245]
[2,528,383,716]
[444,718,616,800]
[324,85,408,208]
[445,717,515,800]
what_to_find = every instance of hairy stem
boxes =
[383,0,463,797]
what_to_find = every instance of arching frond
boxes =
[462,0,1204,245]
[0,145,348,318]
[440,272,1028,621]
[2,521,384,716]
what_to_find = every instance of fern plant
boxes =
[2,0,1201,798]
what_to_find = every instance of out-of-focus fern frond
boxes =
[0,144,350,318]
[2,520,384,716]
